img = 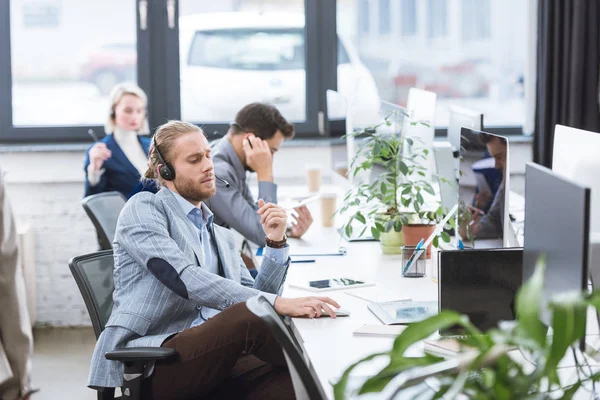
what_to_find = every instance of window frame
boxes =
[0,0,526,144]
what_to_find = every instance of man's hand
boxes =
[289,205,313,238]
[274,296,341,318]
[243,135,273,181]
[89,142,112,171]
[475,191,492,209]
[257,199,287,242]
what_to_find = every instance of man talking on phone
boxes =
[208,103,313,247]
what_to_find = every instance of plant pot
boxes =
[402,224,435,258]
[379,230,404,255]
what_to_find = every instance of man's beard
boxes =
[174,175,216,203]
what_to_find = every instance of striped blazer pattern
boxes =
[88,188,289,389]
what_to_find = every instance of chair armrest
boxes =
[105,347,176,362]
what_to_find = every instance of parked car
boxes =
[78,43,136,95]
[179,12,381,126]
[78,13,381,127]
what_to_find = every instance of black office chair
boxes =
[81,192,127,250]
[69,251,175,400]
[245,295,328,400]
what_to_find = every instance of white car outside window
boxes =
[179,12,380,128]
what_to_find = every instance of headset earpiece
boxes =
[153,136,175,181]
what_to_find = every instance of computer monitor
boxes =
[405,88,437,181]
[433,141,458,214]
[447,106,483,174]
[439,248,523,334]
[459,129,511,248]
[552,125,600,235]
[523,163,590,327]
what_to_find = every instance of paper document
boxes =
[344,287,410,303]
[353,324,407,337]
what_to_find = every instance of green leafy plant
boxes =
[337,112,451,244]
[333,255,600,399]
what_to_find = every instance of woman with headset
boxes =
[83,82,154,199]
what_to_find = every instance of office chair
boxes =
[246,295,328,400]
[69,251,175,400]
[81,192,127,250]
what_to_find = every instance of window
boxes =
[338,0,527,128]
[9,0,137,127]
[401,0,417,36]
[22,2,59,28]
[358,0,370,35]
[379,0,391,35]
[179,0,309,124]
[187,30,305,71]
[461,0,491,41]
[427,0,448,39]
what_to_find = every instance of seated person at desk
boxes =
[83,82,152,199]
[461,134,507,240]
[88,120,339,399]
[208,103,313,247]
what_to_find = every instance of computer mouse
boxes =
[320,308,351,317]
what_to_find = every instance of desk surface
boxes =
[282,223,440,398]
[277,194,597,399]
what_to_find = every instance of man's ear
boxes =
[243,133,255,141]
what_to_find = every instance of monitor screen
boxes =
[459,129,510,248]
[523,163,590,326]
[552,124,600,235]
[447,106,483,170]
[439,248,523,333]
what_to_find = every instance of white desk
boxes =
[282,224,439,398]
[280,226,599,399]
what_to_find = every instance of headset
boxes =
[152,135,230,187]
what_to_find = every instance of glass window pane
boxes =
[337,0,527,128]
[427,0,448,38]
[179,1,306,124]
[401,0,417,36]
[10,0,137,126]
[378,0,391,35]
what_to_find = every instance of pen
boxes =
[88,129,100,142]
[247,138,253,149]
[402,204,459,276]
[402,238,424,275]
[291,259,316,263]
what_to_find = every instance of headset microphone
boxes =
[216,176,230,188]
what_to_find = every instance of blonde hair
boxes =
[144,120,204,187]
[105,82,150,135]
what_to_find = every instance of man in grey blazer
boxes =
[88,120,339,399]
[208,103,313,247]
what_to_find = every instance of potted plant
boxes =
[333,255,600,399]
[337,113,451,255]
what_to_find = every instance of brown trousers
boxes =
[141,302,295,400]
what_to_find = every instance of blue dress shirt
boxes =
[172,192,286,322]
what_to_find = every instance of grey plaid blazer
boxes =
[88,188,289,389]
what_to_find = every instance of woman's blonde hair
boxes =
[144,120,204,187]
[105,82,150,135]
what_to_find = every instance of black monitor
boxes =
[523,163,591,327]
[439,248,523,334]
[459,129,511,248]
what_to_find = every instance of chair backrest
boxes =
[69,250,115,339]
[246,296,327,400]
[82,192,127,250]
